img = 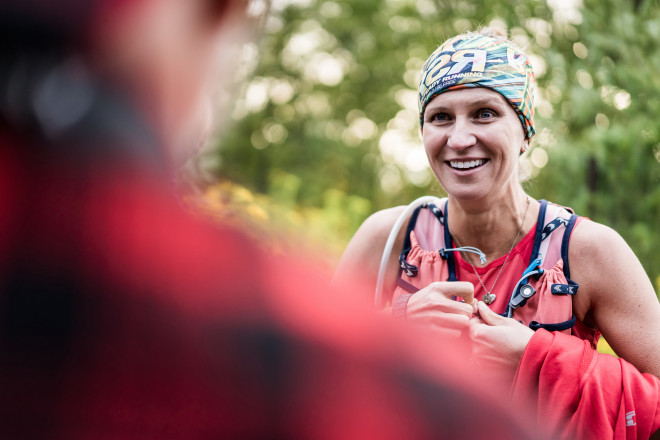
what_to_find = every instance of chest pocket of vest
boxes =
[502,200,580,333]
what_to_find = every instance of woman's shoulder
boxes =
[363,205,408,227]
[568,218,637,291]
[538,200,622,255]
[335,206,410,286]
[570,218,626,255]
[353,206,409,244]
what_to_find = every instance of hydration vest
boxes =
[387,198,599,347]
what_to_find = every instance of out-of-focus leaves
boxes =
[531,0,660,287]
[187,178,370,262]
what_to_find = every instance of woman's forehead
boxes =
[426,87,510,110]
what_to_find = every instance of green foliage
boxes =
[211,0,660,288]
[530,0,660,283]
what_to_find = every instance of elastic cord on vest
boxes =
[439,247,486,264]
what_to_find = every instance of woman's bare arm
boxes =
[333,206,407,306]
[570,220,660,377]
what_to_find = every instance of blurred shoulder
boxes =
[336,205,409,279]
[356,205,408,240]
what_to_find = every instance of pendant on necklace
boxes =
[482,293,496,305]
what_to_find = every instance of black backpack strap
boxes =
[440,199,458,282]
[560,214,579,280]
[550,280,578,295]
[529,315,577,332]
[528,199,548,264]
[398,205,425,278]
[396,278,420,294]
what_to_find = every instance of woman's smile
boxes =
[448,159,488,171]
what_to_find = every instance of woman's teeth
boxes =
[449,159,486,169]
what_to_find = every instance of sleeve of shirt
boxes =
[511,329,660,440]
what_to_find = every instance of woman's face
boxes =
[422,87,527,203]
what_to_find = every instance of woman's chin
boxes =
[439,182,488,201]
[449,193,487,203]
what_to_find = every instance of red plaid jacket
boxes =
[0,136,540,439]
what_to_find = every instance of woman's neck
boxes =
[447,190,538,264]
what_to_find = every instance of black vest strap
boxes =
[441,199,458,282]
[397,201,448,282]
[540,217,568,241]
[529,315,577,332]
[550,280,578,295]
[402,205,424,251]
[528,199,548,264]
[561,214,579,280]
[396,278,420,294]
[397,205,426,278]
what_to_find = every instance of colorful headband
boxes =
[418,33,535,139]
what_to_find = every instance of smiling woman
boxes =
[334,28,660,437]
[422,88,526,203]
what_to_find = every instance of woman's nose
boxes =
[446,118,476,150]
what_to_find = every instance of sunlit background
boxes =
[188,0,660,295]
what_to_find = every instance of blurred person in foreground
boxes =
[336,28,660,439]
[0,1,547,438]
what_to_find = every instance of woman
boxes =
[335,29,660,378]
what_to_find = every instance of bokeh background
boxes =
[191,0,660,300]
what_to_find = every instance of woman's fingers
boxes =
[422,312,471,329]
[468,302,535,374]
[407,281,476,317]
[432,281,475,305]
[423,314,473,340]
[475,301,505,325]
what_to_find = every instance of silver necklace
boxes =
[452,197,531,305]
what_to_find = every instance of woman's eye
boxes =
[478,109,496,119]
[430,112,449,122]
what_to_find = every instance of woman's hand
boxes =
[469,301,534,381]
[405,281,476,335]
